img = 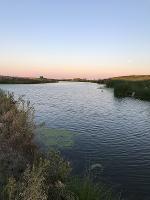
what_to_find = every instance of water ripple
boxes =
[1,82,150,199]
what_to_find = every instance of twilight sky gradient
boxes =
[0,0,150,79]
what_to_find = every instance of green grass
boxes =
[106,76,150,101]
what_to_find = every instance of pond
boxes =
[1,82,150,199]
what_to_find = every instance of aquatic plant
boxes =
[35,127,75,150]
[67,177,121,200]
[106,78,150,101]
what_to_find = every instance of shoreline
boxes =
[0,75,58,84]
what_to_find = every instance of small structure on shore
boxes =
[40,76,44,79]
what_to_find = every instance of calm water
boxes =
[1,82,150,199]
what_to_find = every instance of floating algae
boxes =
[35,127,76,150]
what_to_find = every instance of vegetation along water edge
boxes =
[0,75,58,84]
[0,89,121,200]
[104,75,150,101]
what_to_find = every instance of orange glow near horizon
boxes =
[1,64,150,79]
[1,53,150,79]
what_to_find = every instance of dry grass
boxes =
[111,75,150,81]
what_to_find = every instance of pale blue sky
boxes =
[0,0,150,78]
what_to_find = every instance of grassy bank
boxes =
[0,90,121,200]
[106,76,150,101]
[0,75,58,84]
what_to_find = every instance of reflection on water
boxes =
[1,82,150,199]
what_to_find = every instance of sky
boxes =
[0,0,150,79]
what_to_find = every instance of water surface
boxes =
[1,82,150,199]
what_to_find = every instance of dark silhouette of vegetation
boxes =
[59,78,106,84]
[105,76,150,101]
[0,89,121,200]
[0,75,58,84]
[0,75,107,84]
